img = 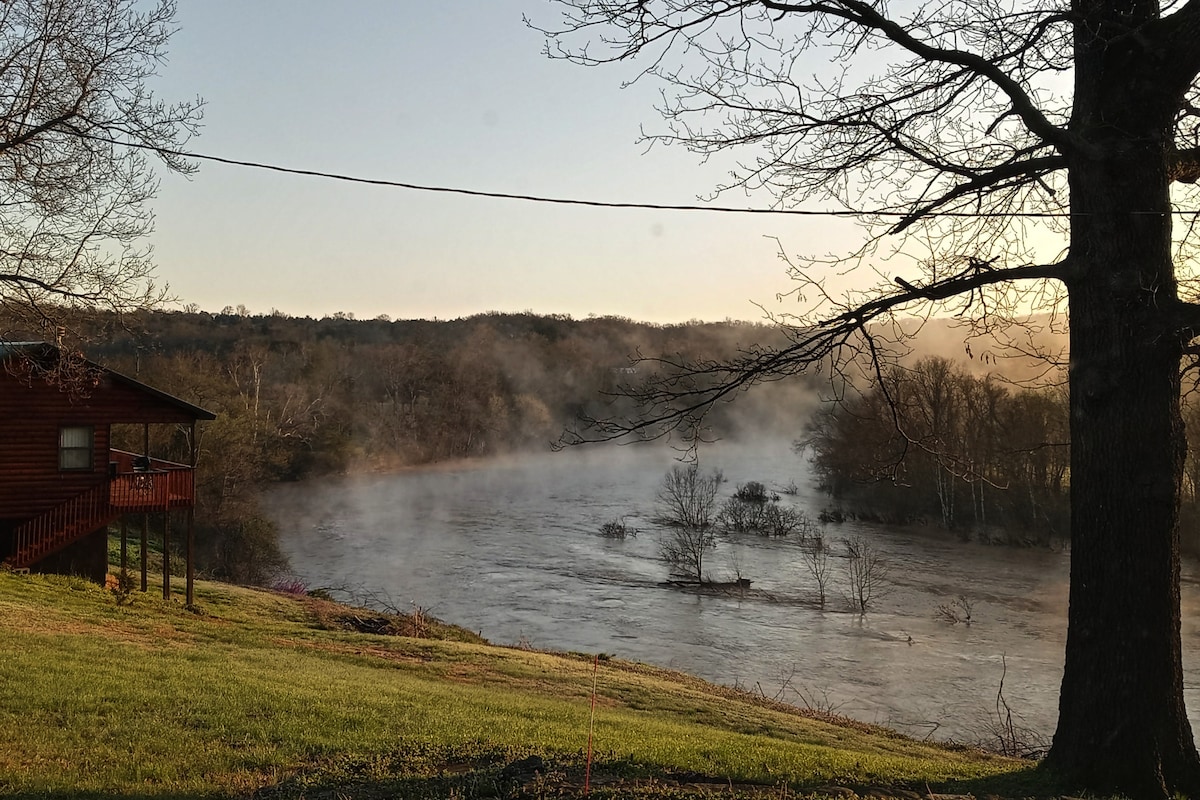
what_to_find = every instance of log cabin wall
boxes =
[0,369,199,522]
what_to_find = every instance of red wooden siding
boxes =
[0,367,204,522]
[0,411,110,520]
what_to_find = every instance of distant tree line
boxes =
[806,355,1200,550]
[805,356,1070,544]
[64,308,802,584]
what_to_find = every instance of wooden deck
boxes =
[108,450,196,511]
[5,449,196,570]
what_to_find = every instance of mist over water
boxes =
[266,439,1200,743]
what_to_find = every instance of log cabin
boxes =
[0,342,215,604]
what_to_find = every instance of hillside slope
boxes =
[0,571,1040,799]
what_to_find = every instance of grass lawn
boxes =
[0,569,1048,798]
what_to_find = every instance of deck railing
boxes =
[9,482,113,568]
[109,449,195,508]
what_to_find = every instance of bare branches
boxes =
[0,0,201,342]
[558,257,1068,448]
[835,260,1068,323]
[758,0,1076,152]
[1173,146,1200,183]
[543,0,1190,470]
[890,154,1064,233]
[532,0,1100,333]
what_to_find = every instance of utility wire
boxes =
[77,130,1198,220]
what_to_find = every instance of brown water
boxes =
[265,440,1200,744]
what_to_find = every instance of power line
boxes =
[76,130,1197,220]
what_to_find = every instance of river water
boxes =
[266,440,1200,744]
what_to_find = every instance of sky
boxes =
[145,1,865,323]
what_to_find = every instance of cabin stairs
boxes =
[4,482,123,570]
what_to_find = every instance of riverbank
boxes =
[0,569,1054,799]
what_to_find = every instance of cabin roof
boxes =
[1,341,216,421]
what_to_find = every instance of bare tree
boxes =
[656,464,721,582]
[659,525,715,583]
[0,0,201,342]
[656,464,722,529]
[539,0,1200,793]
[801,539,831,609]
[843,535,890,613]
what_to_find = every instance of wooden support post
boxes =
[186,421,196,607]
[162,512,171,601]
[120,517,128,579]
[140,513,148,592]
[186,509,195,607]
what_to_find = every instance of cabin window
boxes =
[58,426,94,471]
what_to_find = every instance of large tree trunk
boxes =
[1046,6,1200,790]
[1052,278,1199,797]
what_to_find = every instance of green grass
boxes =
[0,569,1046,799]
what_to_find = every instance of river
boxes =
[265,439,1200,744]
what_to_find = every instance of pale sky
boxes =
[146,1,865,323]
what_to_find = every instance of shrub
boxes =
[198,513,289,587]
[272,577,309,595]
[718,497,817,538]
[733,481,771,503]
[764,504,802,537]
[935,594,974,625]
[717,496,769,533]
[599,518,636,539]
[110,570,136,606]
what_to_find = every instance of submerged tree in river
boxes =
[656,465,722,530]
[656,465,721,582]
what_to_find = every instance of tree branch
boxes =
[827,261,1070,326]
[0,108,81,154]
[1172,146,1200,183]
[0,272,100,299]
[1155,0,1200,90]
[559,258,1070,447]
[880,142,1200,230]
[890,153,1065,233]
[1169,298,1200,341]
[758,0,1079,153]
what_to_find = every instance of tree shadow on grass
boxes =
[0,757,1075,800]
[0,758,911,800]
[937,762,1074,799]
